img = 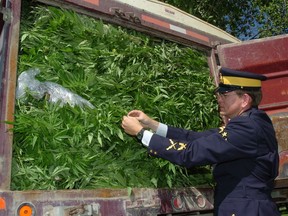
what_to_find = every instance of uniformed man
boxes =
[121,67,280,216]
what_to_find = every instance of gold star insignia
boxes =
[219,126,228,141]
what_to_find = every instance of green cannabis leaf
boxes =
[12,3,219,190]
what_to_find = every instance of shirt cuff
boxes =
[141,130,153,147]
[156,123,168,137]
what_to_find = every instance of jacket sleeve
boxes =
[166,126,218,141]
[147,116,260,168]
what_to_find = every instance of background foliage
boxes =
[12,4,220,190]
[161,0,288,40]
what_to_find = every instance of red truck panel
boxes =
[217,34,288,114]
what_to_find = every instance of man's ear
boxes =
[242,93,252,107]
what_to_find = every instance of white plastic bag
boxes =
[16,68,95,109]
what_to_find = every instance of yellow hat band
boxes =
[221,76,262,87]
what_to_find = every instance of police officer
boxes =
[121,67,280,216]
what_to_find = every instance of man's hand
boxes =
[128,110,150,127]
[121,116,143,136]
[127,110,159,131]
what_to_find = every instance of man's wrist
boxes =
[136,128,145,140]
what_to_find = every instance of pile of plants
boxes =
[11,3,219,190]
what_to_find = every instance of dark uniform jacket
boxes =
[147,108,280,216]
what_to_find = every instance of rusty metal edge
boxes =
[0,0,21,190]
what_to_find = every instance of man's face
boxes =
[215,91,244,119]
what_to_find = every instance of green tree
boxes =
[161,0,288,40]
[252,0,288,38]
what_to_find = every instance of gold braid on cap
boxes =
[221,75,261,87]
